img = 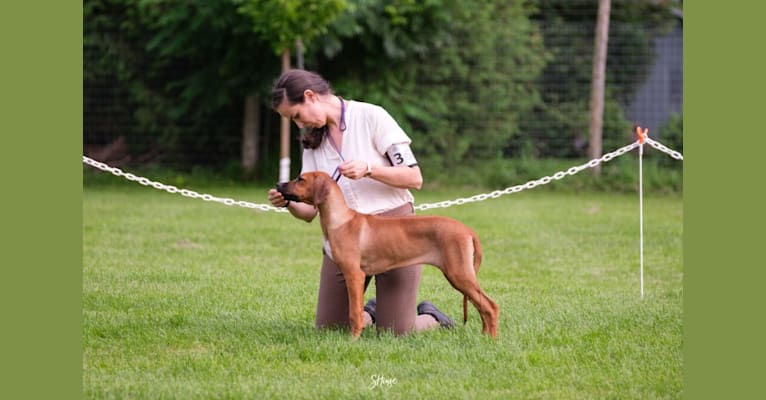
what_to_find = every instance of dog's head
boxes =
[276,171,333,206]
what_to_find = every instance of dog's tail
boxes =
[464,233,483,325]
[463,295,468,325]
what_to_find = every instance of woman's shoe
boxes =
[363,298,377,324]
[417,301,454,328]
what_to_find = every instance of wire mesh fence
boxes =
[83,9,682,174]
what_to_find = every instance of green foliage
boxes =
[235,0,347,54]
[314,1,547,170]
[658,112,682,154]
[521,0,678,158]
[414,2,547,167]
[85,148,682,194]
[84,0,681,179]
[418,151,682,194]
[85,0,280,167]
[318,0,455,61]
[651,112,682,167]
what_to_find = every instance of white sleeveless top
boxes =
[300,100,415,215]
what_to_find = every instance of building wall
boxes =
[626,21,683,138]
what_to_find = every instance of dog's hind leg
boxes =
[441,265,499,338]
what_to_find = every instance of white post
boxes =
[279,157,291,184]
[638,130,645,299]
[278,49,291,184]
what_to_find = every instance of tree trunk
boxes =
[588,0,611,175]
[241,94,260,178]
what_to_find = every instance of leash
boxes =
[328,132,344,182]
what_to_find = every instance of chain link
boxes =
[645,138,684,160]
[82,156,288,213]
[83,138,683,213]
[415,140,642,211]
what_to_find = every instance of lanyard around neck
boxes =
[328,96,347,181]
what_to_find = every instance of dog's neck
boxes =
[316,181,355,232]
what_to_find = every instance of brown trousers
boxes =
[315,202,438,335]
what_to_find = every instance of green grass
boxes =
[83,183,682,399]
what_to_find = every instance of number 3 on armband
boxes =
[392,152,404,165]
[385,143,418,167]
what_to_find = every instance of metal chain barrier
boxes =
[645,137,683,160]
[83,137,682,213]
[82,156,289,213]
[415,140,642,210]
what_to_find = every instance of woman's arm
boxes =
[338,160,423,190]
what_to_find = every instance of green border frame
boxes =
[684,2,765,399]
[3,2,764,399]
[1,2,82,399]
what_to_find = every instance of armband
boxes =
[385,143,418,167]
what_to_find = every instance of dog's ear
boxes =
[312,172,329,205]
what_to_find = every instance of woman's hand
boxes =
[267,188,318,222]
[338,160,369,180]
[268,188,290,208]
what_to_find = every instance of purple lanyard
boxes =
[328,97,347,181]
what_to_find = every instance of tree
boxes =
[308,0,547,170]
[588,0,611,174]
[85,0,280,171]
[236,0,347,180]
[85,0,347,178]
[522,0,677,159]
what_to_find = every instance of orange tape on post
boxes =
[635,126,648,144]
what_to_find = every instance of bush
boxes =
[421,153,682,194]
[661,113,682,150]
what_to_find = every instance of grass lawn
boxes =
[83,183,682,399]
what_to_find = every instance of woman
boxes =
[267,69,453,335]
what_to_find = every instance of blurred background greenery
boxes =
[84,0,683,191]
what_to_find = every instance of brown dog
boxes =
[277,171,498,339]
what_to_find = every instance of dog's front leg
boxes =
[341,266,367,339]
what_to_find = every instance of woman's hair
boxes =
[272,69,333,149]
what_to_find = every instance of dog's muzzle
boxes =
[276,183,301,202]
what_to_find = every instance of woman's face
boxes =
[276,90,326,129]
